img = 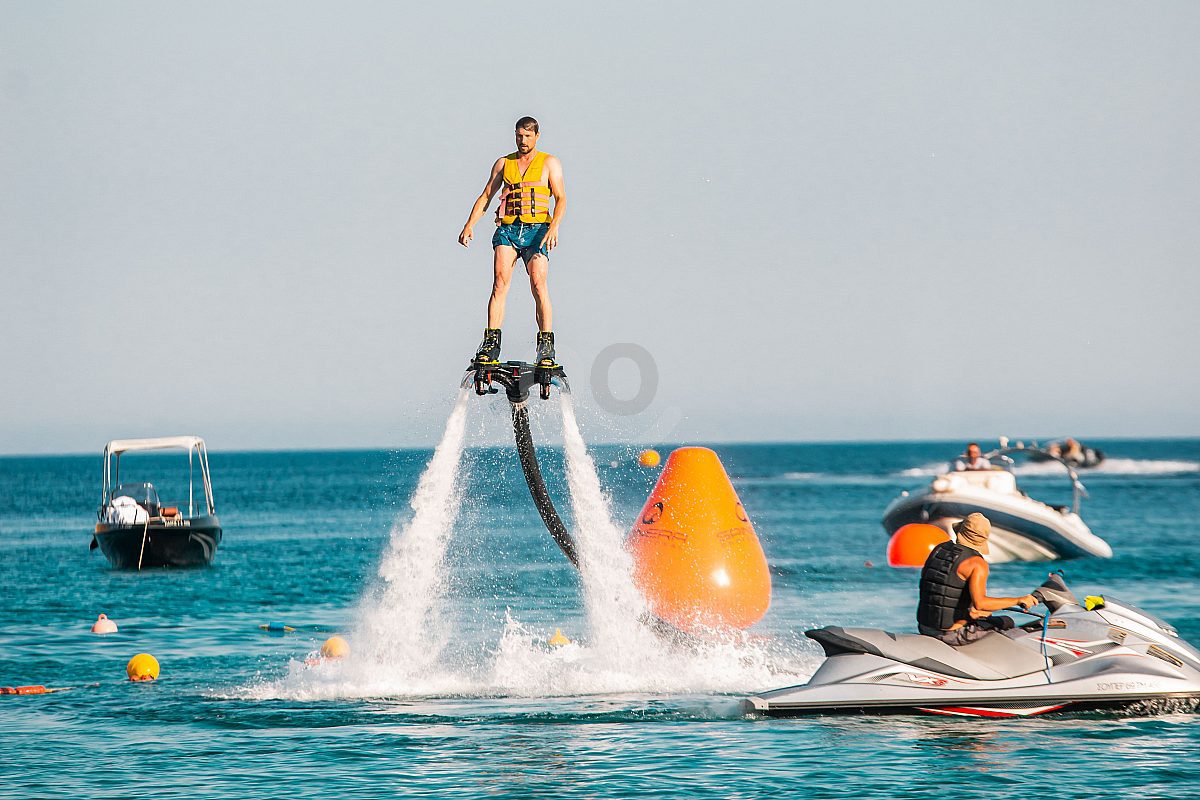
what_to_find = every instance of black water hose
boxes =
[510,400,579,568]
[509,400,694,641]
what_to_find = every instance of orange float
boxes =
[321,635,350,659]
[887,523,950,568]
[628,447,771,633]
[638,449,661,468]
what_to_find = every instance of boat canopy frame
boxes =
[984,444,1088,515]
[100,436,216,518]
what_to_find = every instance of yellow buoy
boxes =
[320,635,350,659]
[548,628,571,647]
[638,449,661,468]
[126,653,160,681]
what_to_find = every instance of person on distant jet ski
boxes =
[952,442,991,471]
[459,116,566,370]
[917,513,1039,646]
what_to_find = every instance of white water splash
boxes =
[557,394,653,648]
[498,393,812,694]
[249,389,812,701]
[257,388,474,699]
[486,611,811,697]
[353,387,471,666]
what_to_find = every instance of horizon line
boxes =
[3,433,1198,459]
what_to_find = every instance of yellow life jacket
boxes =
[497,151,553,225]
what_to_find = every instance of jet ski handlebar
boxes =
[1003,605,1044,616]
[993,574,1081,617]
[1031,572,1081,612]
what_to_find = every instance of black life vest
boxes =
[917,541,982,635]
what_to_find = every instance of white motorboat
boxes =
[881,446,1112,562]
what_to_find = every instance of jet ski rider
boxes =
[917,513,1039,646]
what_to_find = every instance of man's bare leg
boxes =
[526,254,556,366]
[473,246,520,364]
[526,254,552,332]
[488,246,520,328]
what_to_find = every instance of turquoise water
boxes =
[3,429,1200,798]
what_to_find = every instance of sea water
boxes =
[2,431,1199,798]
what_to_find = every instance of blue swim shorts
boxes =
[492,221,550,262]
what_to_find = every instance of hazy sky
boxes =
[2,2,1198,454]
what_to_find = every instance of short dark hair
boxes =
[967,442,980,449]
[515,116,539,133]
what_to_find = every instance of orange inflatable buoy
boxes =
[1,685,50,695]
[628,447,771,633]
[887,523,950,568]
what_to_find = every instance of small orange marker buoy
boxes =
[887,523,950,568]
[628,447,771,633]
[638,449,661,468]
[1,685,50,695]
[548,628,571,647]
[320,636,350,659]
[91,614,118,634]
[126,653,160,681]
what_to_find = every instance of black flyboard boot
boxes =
[535,331,557,368]
[473,328,502,366]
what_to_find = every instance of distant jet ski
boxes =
[1029,438,1105,469]
[744,573,1200,718]
[882,445,1111,562]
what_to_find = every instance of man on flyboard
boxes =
[459,116,566,369]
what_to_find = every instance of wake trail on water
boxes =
[250,389,811,702]
[899,458,1199,478]
[738,458,1200,487]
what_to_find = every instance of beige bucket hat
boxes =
[953,512,991,555]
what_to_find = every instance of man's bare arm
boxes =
[459,159,505,247]
[964,560,1038,612]
[541,155,566,252]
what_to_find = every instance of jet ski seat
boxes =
[806,626,1049,681]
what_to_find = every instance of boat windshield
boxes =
[112,482,160,511]
[984,445,1087,513]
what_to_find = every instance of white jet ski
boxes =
[745,574,1200,718]
[882,446,1112,562]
